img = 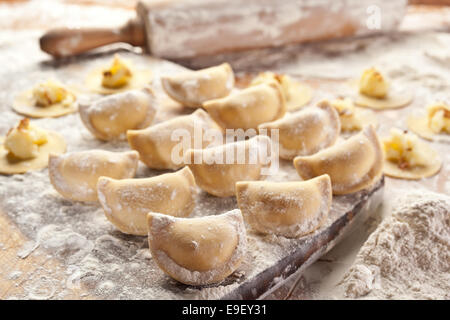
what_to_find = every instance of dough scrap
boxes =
[236,174,332,238]
[79,88,157,141]
[127,109,223,170]
[293,125,383,195]
[147,209,247,286]
[97,166,197,236]
[161,63,234,108]
[203,81,286,130]
[258,100,340,160]
[186,135,271,197]
[49,150,139,202]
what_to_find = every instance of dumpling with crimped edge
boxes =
[293,125,383,195]
[49,150,139,202]
[258,100,340,160]
[236,175,332,238]
[80,88,157,141]
[147,209,247,286]
[127,109,223,170]
[161,63,234,108]
[203,80,286,130]
[186,135,272,197]
[97,167,197,236]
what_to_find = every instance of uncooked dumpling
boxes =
[382,128,442,180]
[80,88,157,141]
[186,135,271,197]
[161,63,234,108]
[236,175,332,238]
[203,81,286,130]
[258,100,340,160]
[97,167,197,236]
[250,71,312,111]
[0,118,66,174]
[293,125,383,195]
[147,209,247,286]
[127,109,223,170]
[49,150,139,202]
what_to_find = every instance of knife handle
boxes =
[39,18,145,58]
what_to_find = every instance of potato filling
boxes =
[101,55,132,88]
[331,97,362,131]
[4,118,48,159]
[427,103,450,134]
[359,67,388,99]
[32,80,71,107]
[383,128,427,169]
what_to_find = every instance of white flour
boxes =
[338,191,449,300]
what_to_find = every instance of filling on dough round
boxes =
[382,128,442,180]
[13,80,77,118]
[330,97,378,133]
[85,55,152,95]
[250,71,312,111]
[0,118,66,174]
[408,102,450,141]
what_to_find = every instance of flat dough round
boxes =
[13,90,77,118]
[383,141,442,180]
[0,131,66,174]
[285,80,313,111]
[354,86,413,110]
[407,115,450,143]
[85,66,152,95]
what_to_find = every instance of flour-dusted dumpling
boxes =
[127,109,223,170]
[147,209,247,286]
[293,125,383,195]
[80,88,157,141]
[236,175,332,238]
[97,167,197,236]
[186,135,272,197]
[203,81,286,130]
[49,150,139,202]
[161,63,234,108]
[258,100,340,160]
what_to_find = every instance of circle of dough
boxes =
[354,86,413,110]
[383,142,442,180]
[407,115,450,143]
[85,66,152,95]
[0,131,66,174]
[13,90,77,118]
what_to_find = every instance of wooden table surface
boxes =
[0,0,449,300]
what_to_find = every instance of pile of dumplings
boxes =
[4,58,390,287]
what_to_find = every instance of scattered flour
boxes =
[339,191,450,300]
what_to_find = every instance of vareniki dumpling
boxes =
[236,175,332,238]
[203,81,286,130]
[49,150,139,202]
[80,88,157,141]
[147,209,247,285]
[186,135,272,197]
[258,100,340,160]
[97,167,197,236]
[127,109,223,170]
[293,125,383,195]
[162,63,234,108]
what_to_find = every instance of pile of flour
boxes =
[339,191,449,300]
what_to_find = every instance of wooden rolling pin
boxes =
[41,0,411,59]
